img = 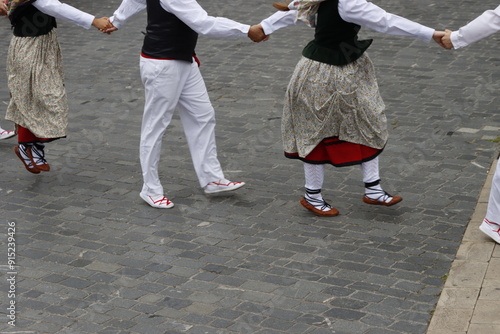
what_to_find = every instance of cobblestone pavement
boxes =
[0,0,499,333]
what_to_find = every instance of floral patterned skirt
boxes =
[282,54,388,164]
[5,29,68,139]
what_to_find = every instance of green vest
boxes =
[302,0,372,66]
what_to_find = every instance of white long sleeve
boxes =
[161,0,249,38]
[111,0,250,38]
[451,5,500,49]
[260,0,434,43]
[261,10,299,35]
[32,0,94,29]
[110,0,147,30]
[338,0,434,42]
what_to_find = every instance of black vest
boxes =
[302,0,372,66]
[11,4,56,37]
[142,0,198,62]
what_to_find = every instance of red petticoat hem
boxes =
[17,125,64,144]
[285,137,383,167]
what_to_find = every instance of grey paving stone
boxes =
[1,0,499,333]
[323,307,366,321]
[210,318,234,329]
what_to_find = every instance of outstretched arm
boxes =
[32,0,97,29]
[339,0,435,42]
[161,0,250,39]
[108,0,147,31]
[449,5,500,49]
[260,10,299,35]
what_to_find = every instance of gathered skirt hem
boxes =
[284,136,383,167]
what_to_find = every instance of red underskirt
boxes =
[17,125,63,144]
[285,137,382,167]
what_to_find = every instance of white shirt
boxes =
[451,5,500,49]
[110,0,250,38]
[260,0,434,43]
[32,0,94,29]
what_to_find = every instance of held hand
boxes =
[432,30,446,48]
[441,30,454,50]
[102,18,118,34]
[248,24,269,43]
[0,3,7,17]
[103,26,118,34]
[92,17,113,32]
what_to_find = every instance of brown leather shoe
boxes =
[363,194,402,206]
[14,146,40,174]
[300,197,339,217]
[34,162,50,172]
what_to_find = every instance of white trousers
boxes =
[486,158,500,223]
[139,57,224,196]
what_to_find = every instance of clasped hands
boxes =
[248,24,269,43]
[433,30,455,50]
[92,17,117,34]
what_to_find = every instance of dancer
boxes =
[2,0,111,174]
[439,5,500,242]
[1,6,16,141]
[104,0,267,209]
[260,0,445,216]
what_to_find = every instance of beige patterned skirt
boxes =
[5,29,68,139]
[282,54,388,158]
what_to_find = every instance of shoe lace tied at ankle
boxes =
[365,187,393,204]
[305,195,332,212]
[19,145,35,168]
[31,145,47,165]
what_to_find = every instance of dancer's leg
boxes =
[361,157,402,206]
[301,163,338,216]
